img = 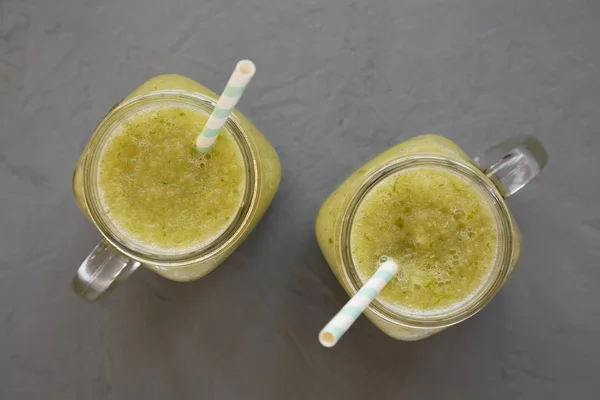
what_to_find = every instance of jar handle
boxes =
[474,136,548,198]
[72,240,140,302]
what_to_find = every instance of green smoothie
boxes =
[316,134,522,340]
[350,166,498,313]
[98,105,246,251]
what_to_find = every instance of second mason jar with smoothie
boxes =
[316,134,547,341]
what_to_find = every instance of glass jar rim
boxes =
[83,90,260,268]
[338,154,515,329]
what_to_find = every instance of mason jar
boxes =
[72,75,281,301]
[316,135,547,340]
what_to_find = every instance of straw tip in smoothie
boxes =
[319,331,337,347]
[237,60,256,77]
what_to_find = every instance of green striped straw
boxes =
[319,259,399,347]
[195,59,256,153]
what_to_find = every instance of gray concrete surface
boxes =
[1,0,599,398]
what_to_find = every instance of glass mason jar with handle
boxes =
[72,75,281,301]
[315,135,547,341]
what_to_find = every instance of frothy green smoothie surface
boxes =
[351,167,498,313]
[98,105,246,251]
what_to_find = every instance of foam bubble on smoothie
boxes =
[98,104,246,252]
[350,166,499,314]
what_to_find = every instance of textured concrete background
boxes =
[1,0,599,399]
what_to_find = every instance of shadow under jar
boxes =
[72,75,281,301]
[316,135,547,341]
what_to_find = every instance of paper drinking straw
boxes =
[319,259,399,347]
[195,59,256,153]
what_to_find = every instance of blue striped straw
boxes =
[319,259,399,347]
[195,60,256,153]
